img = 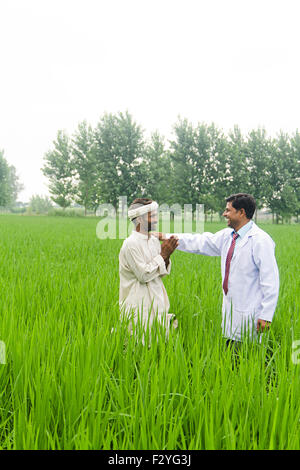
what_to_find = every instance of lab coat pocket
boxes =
[232,308,256,341]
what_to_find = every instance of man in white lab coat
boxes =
[119,198,178,339]
[164,193,280,343]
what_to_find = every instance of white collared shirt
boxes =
[234,220,253,246]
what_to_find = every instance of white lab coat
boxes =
[170,222,279,341]
[119,230,175,336]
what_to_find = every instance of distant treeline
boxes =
[0,149,23,207]
[42,111,300,222]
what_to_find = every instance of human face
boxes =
[223,202,245,231]
[147,210,158,232]
[137,210,158,233]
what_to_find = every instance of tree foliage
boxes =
[94,111,145,209]
[29,194,53,214]
[41,113,300,222]
[71,121,98,215]
[0,149,23,207]
[42,130,74,210]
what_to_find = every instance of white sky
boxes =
[0,0,299,202]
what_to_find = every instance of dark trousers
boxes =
[225,339,238,348]
[225,338,241,355]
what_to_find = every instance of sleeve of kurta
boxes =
[166,230,227,256]
[161,258,171,278]
[252,236,280,322]
[125,245,169,284]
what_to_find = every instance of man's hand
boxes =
[257,319,271,333]
[160,236,179,267]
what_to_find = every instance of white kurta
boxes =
[119,230,174,335]
[168,222,279,341]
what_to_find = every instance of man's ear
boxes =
[239,208,246,217]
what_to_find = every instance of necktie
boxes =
[223,232,239,295]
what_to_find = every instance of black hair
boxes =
[130,198,152,206]
[226,193,256,219]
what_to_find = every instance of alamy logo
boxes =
[0,341,6,365]
[291,340,300,365]
[96,196,205,239]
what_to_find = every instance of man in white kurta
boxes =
[119,199,178,337]
[165,194,280,342]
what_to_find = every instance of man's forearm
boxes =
[165,232,222,256]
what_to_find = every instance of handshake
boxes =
[152,232,179,266]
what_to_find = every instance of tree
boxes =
[7,165,24,206]
[71,121,99,215]
[169,118,199,207]
[94,111,145,208]
[0,151,11,206]
[226,125,250,195]
[42,130,74,210]
[29,194,53,214]
[289,131,300,221]
[245,128,273,220]
[267,132,300,222]
[142,131,173,204]
[0,150,23,207]
[201,123,229,216]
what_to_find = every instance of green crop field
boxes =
[0,215,299,450]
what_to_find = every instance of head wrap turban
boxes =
[128,201,158,221]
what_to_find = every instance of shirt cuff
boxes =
[166,257,171,274]
[257,313,273,322]
[153,254,168,276]
[161,258,171,277]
